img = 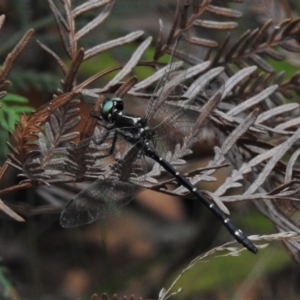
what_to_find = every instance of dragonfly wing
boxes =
[60,143,145,228]
[150,104,200,156]
[60,178,141,228]
[145,34,189,121]
[149,76,225,159]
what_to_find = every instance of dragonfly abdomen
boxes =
[144,144,258,254]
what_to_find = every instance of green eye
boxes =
[101,97,123,122]
[102,100,114,115]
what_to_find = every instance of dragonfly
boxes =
[57,37,258,254]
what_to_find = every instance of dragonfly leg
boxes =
[90,109,115,130]
[90,108,102,121]
[92,129,119,160]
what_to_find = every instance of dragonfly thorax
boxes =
[115,113,154,144]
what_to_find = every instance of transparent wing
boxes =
[145,34,189,121]
[149,77,225,159]
[150,104,199,155]
[60,178,142,227]
[60,142,147,227]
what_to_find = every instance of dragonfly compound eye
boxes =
[101,97,123,122]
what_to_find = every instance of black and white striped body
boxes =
[144,144,257,253]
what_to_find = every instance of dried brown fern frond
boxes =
[3,1,147,191]
[0,16,35,220]
[6,92,77,166]
[204,67,300,260]
[43,0,145,94]
[22,105,107,184]
[0,0,152,236]
[153,0,243,60]
[209,17,300,72]
[203,17,300,106]
[210,98,300,260]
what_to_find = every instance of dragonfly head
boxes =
[101,97,124,122]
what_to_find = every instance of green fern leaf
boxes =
[0,93,34,131]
